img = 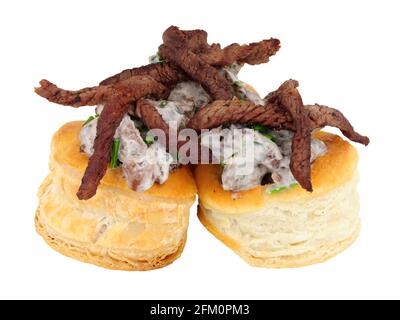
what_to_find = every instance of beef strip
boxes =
[162,26,209,53]
[135,98,180,154]
[159,44,233,100]
[136,98,170,133]
[198,39,281,66]
[77,99,128,200]
[35,76,167,107]
[159,26,281,100]
[163,26,281,66]
[305,104,369,145]
[72,78,166,200]
[99,26,279,99]
[99,62,186,86]
[265,80,312,191]
[187,99,369,145]
[187,98,292,130]
[35,79,108,107]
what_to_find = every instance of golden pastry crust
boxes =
[36,122,197,271]
[195,133,361,268]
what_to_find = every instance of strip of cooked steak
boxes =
[187,98,292,130]
[198,39,281,66]
[77,100,128,200]
[162,26,209,53]
[136,98,170,134]
[265,80,312,191]
[305,104,369,145]
[162,26,281,66]
[159,44,233,100]
[99,26,279,95]
[35,76,167,107]
[74,78,167,200]
[99,62,186,86]
[187,99,369,146]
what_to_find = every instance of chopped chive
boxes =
[233,81,243,87]
[251,124,266,132]
[82,114,99,127]
[144,134,154,145]
[159,100,168,108]
[249,124,276,142]
[263,133,275,141]
[268,183,298,194]
[110,139,121,169]
[269,186,288,194]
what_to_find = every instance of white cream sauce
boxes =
[148,99,188,130]
[201,125,283,191]
[266,130,327,192]
[223,63,265,105]
[168,81,211,109]
[201,126,327,192]
[148,81,211,130]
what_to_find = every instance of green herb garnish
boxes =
[251,124,266,132]
[233,81,243,88]
[268,183,298,194]
[263,133,275,141]
[82,114,99,127]
[250,124,276,142]
[110,139,121,169]
[144,134,154,145]
[159,100,168,108]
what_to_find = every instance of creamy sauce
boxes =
[148,81,212,130]
[121,142,173,192]
[79,105,104,155]
[79,118,98,156]
[149,99,188,130]
[201,125,283,191]
[79,110,173,192]
[266,130,327,192]
[223,64,265,105]
[201,127,327,192]
[168,81,211,109]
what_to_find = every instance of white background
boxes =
[0,0,399,300]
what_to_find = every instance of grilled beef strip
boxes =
[265,80,312,191]
[187,99,369,146]
[305,104,369,145]
[162,26,281,66]
[100,26,280,101]
[77,99,128,200]
[35,76,167,200]
[99,62,186,87]
[35,76,168,107]
[159,44,233,100]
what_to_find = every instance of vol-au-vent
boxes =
[34,26,368,270]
